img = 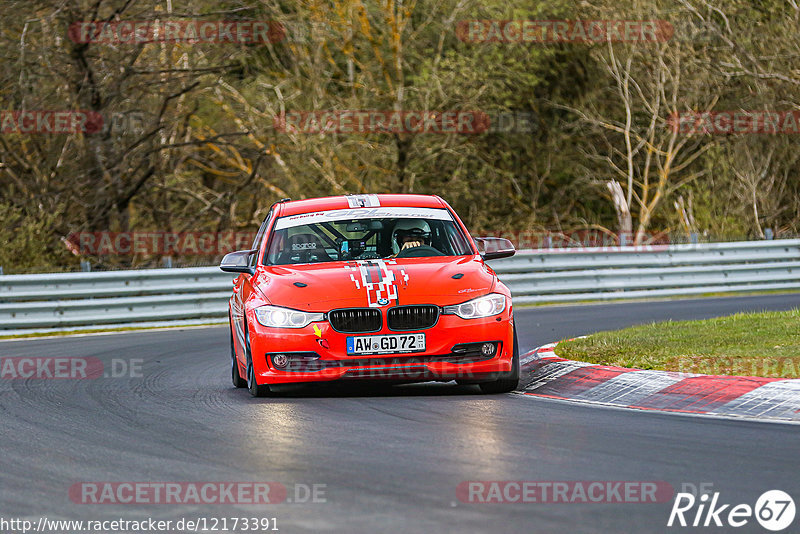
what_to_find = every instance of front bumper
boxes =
[247,312,514,384]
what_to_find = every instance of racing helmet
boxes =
[391,219,431,255]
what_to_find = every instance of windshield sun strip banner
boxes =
[274,207,454,230]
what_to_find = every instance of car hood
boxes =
[255,256,497,311]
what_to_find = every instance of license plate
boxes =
[346,333,426,355]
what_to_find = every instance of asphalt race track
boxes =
[2,293,800,533]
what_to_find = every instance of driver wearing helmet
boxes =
[391,220,432,256]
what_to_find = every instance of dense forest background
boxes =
[1,0,799,272]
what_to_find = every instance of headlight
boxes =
[254,305,324,328]
[442,293,506,319]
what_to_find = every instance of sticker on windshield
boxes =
[275,207,453,230]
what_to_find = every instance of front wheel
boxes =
[244,324,271,397]
[479,325,520,394]
[230,315,246,388]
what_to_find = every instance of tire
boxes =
[230,315,246,388]
[479,325,520,394]
[244,324,271,397]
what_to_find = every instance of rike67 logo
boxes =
[668,489,795,531]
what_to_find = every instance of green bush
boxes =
[0,203,76,273]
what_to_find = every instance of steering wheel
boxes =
[395,245,445,258]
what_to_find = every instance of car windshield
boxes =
[265,208,473,265]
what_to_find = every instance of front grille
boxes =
[328,308,382,333]
[387,305,439,331]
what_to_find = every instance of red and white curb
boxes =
[518,342,800,423]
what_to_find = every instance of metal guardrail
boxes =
[495,240,800,304]
[1,240,798,335]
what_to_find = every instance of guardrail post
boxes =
[163,256,173,268]
[80,260,91,272]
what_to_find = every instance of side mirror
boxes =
[474,237,516,261]
[220,249,256,275]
